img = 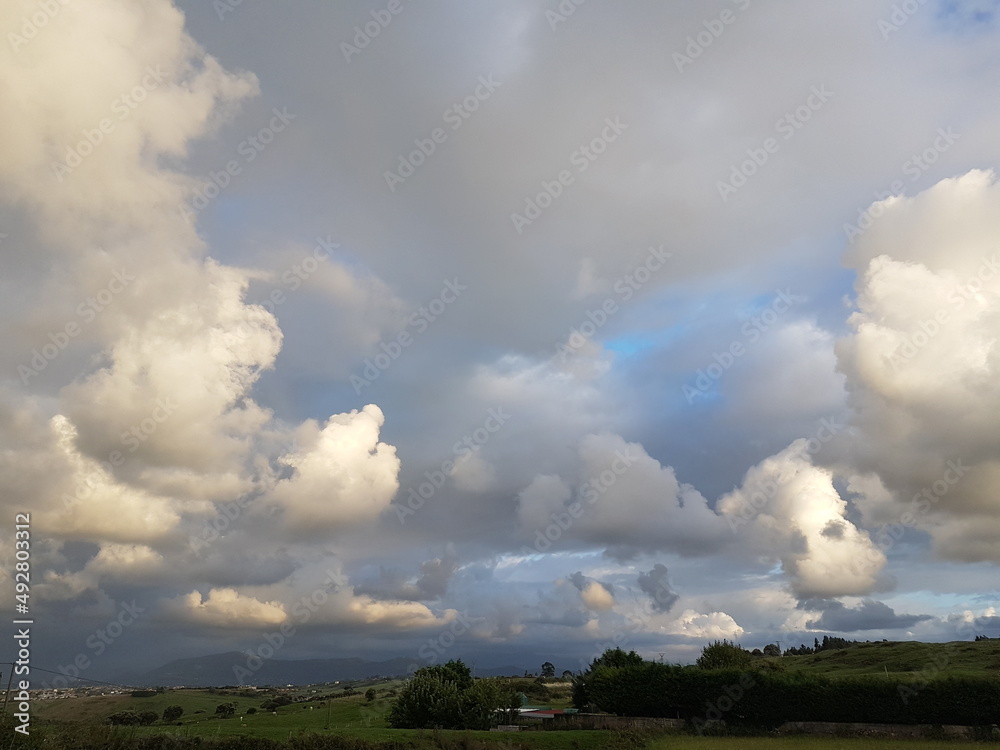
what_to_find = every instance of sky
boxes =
[2,0,1000,685]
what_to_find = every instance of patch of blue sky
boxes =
[604,325,688,358]
[934,0,1000,32]
[735,289,794,320]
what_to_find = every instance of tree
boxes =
[138,711,158,726]
[162,705,184,722]
[572,648,645,709]
[106,711,141,726]
[215,702,236,718]
[541,661,555,678]
[762,643,781,657]
[261,695,292,711]
[587,648,644,671]
[387,660,516,730]
[365,688,377,702]
[695,640,752,670]
[561,670,574,680]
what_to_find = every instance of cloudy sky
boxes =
[3,0,1000,683]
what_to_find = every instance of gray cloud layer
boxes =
[1,0,998,677]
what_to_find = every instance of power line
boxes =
[0,663,143,691]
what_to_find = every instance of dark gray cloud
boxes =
[354,557,458,602]
[806,600,933,632]
[637,564,679,613]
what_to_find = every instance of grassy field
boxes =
[648,738,993,750]
[25,689,997,749]
[32,687,396,731]
[770,639,1000,677]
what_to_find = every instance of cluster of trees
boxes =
[105,710,158,726]
[387,660,520,730]
[692,636,867,667]
[260,695,293,711]
[571,647,1000,727]
[109,705,186,725]
[779,635,863,655]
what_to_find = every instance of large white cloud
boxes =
[0,0,257,246]
[0,0,413,655]
[165,588,288,628]
[266,405,400,535]
[665,610,745,641]
[837,169,1000,562]
[718,440,886,598]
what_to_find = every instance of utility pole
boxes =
[1,665,13,714]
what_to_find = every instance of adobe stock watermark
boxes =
[61,397,180,513]
[577,581,679,673]
[340,0,413,63]
[878,0,929,41]
[509,116,627,234]
[229,236,338,343]
[897,616,977,704]
[557,245,672,362]
[18,268,134,385]
[384,75,502,192]
[848,458,970,578]
[726,415,846,533]
[520,447,639,555]
[190,438,299,553]
[189,495,253,554]
[673,0,751,72]
[7,0,71,53]
[691,673,756,734]
[395,407,511,524]
[546,0,588,31]
[682,288,801,403]
[40,600,145,689]
[409,610,477,670]
[883,253,997,371]
[233,570,342,683]
[716,85,833,202]
[351,278,467,394]
[181,107,296,218]
[843,127,960,243]
[51,66,167,182]
[213,0,245,21]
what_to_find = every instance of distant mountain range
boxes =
[121,652,527,687]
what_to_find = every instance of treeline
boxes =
[779,635,863,656]
[573,648,1000,728]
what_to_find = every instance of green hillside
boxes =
[27,687,610,748]
[764,638,1000,677]
[32,684,400,727]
